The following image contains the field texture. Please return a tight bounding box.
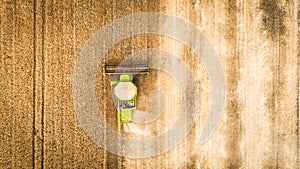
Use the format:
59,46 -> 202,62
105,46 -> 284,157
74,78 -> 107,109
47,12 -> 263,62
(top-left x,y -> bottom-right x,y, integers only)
0,0 -> 299,168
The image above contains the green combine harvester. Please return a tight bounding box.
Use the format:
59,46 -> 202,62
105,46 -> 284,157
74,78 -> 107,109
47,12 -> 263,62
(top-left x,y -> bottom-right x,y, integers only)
104,64 -> 150,131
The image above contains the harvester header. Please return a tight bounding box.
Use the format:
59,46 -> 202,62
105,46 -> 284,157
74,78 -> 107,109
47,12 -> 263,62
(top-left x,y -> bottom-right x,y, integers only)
104,64 -> 150,75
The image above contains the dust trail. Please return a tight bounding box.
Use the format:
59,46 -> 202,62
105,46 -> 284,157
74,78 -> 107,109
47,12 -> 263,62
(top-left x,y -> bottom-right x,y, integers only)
121,0 -> 186,168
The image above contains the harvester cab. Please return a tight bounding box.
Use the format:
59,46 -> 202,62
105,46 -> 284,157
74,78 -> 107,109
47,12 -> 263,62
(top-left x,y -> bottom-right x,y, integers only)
103,64 -> 150,131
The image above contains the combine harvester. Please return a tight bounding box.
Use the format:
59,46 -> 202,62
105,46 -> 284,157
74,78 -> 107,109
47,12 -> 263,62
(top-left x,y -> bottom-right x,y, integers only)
104,64 -> 150,131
